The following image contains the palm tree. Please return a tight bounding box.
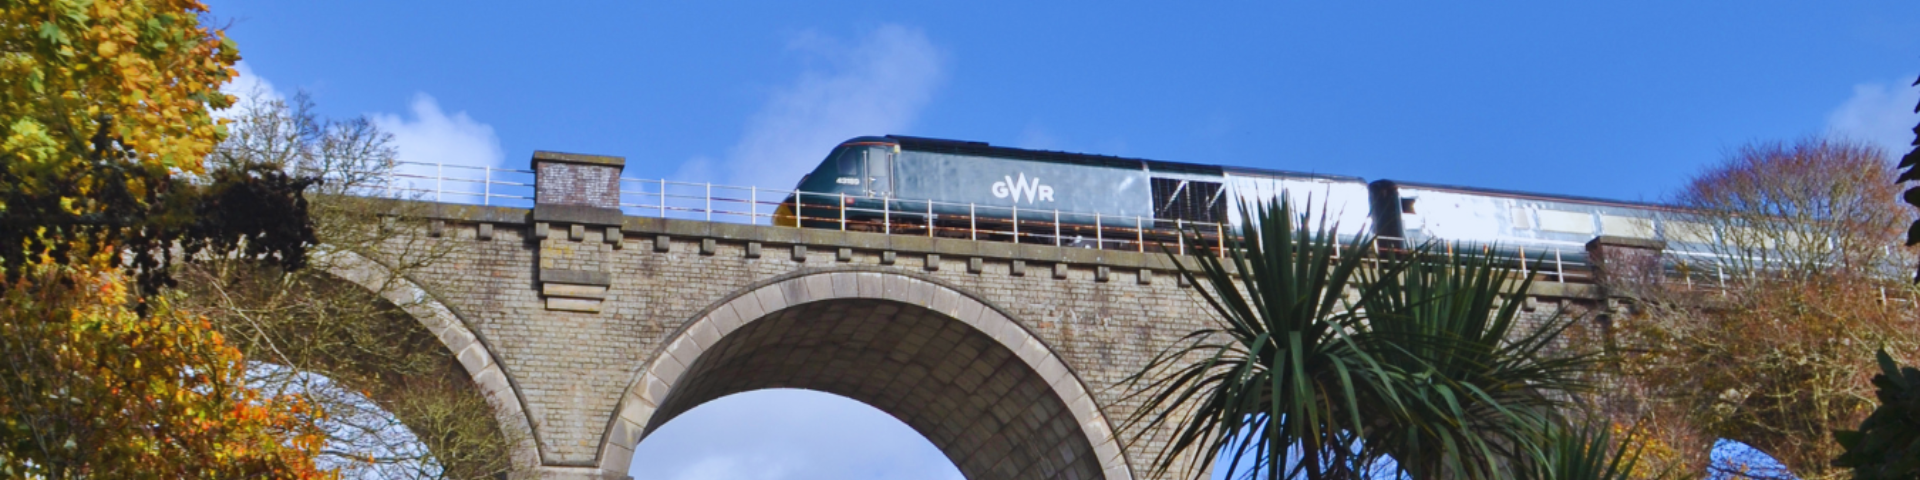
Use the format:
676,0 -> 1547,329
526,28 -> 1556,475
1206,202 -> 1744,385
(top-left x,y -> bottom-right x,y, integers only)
1125,198 -> 1595,480
1358,248 -> 1594,480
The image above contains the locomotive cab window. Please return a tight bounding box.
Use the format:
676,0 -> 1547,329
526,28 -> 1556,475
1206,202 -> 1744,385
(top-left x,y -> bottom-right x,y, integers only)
1151,178 -> 1226,224
834,148 -> 862,179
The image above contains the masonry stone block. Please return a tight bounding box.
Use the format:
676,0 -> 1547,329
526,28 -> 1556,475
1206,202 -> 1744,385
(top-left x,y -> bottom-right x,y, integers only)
699,238 -> 716,255
709,304 -> 745,335
733,291 -> 767,326
1096,265 -> 1111,283
569,224 -> 586,241
534,221 -> 551,239
665,335 -> 701,372
778,279 -> 810,308
651,351 -> 687,387
542,283 -> 608,299
641,374 -> 671,407
617,400 -> 655,427
1137,269 -> 1152,285
690,319 -> 723,351
830,272 -> 858,298
880,250 -> 897,265
1053,263 -> 1069,279
803,275 -> 833,304
855,272 -> 882,298
968,257 -> 984,273
456,343 -> 492,376
1011,260 -> 1027,276
478,222 -> 494,240
925,253 -> 941,271
930,289 -> 961,318
837,247 -> 853,262
545,297 -> 602,313
790,244 -> 807,262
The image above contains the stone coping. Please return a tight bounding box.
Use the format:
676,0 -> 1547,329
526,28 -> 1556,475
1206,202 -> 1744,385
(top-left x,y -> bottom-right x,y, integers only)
531,150 -> 626,168
399,199 -> 1599,299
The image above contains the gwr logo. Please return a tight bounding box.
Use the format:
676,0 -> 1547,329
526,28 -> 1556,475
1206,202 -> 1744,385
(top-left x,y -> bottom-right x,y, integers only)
991,173 -> 1055,204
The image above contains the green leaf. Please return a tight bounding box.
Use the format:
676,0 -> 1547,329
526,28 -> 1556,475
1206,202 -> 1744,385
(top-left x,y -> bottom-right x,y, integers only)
36,22 -> 65,46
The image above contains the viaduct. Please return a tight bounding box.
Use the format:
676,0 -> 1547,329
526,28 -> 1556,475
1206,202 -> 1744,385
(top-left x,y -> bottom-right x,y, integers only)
328,152 -> 1626,479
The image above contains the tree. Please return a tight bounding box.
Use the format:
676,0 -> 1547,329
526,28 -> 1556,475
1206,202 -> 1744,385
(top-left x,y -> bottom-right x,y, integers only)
0,0 -> 325,476
1602,137 -> 1920,480
0,265 -> 329,479
1671,138 -> 1912,277
1902,76 -> 1920,282
180,88 -> 517,479
1124,199 -> 1595,480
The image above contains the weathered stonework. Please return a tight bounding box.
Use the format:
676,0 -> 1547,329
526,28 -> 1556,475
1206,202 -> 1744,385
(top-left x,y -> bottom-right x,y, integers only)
339,193 -> 1606,480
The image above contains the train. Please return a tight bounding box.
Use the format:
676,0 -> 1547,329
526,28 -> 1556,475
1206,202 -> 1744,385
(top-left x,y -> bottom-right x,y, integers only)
772,135 -> 1721,272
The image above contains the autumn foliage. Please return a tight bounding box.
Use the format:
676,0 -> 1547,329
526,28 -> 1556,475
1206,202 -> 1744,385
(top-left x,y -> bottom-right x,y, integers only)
0,0 -> 327,476
0,265 -> 329,479
1598,137 -> 1920,480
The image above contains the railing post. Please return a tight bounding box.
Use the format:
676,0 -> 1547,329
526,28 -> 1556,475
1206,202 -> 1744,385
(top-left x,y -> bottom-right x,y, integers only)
1177,219 -> 1185,254
435,162 -> 443,202
705,182 -> 712,222
1216,223 -> 1224,257
1136,216 -> 1144,253
839,192 -> 847,231
970,203 -> 977,241
750,186 -> 757,225
1554,248 -> 1565,282
1054,209 -> 1061,247
883,197 -> 891,234
1095,212 -> 1102,251
659,179 -> 666,218
927,202 -> 934,238
483,165 -> 491,206
1012,205 -> 1019,244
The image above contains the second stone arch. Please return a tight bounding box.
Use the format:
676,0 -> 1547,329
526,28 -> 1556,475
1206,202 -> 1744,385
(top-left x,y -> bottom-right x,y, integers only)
601,270 -> 1133,480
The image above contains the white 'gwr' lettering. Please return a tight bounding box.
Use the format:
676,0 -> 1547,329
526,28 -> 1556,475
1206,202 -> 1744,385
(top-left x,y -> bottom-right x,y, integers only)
990,173 -> 1054,204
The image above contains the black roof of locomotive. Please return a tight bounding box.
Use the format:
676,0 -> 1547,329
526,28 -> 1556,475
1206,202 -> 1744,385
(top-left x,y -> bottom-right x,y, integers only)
871,135 -> 1365,183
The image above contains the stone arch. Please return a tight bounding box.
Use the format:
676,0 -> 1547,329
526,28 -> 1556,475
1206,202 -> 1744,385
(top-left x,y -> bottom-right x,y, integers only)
320,250 -> 541,471
602,269 -> 1132,480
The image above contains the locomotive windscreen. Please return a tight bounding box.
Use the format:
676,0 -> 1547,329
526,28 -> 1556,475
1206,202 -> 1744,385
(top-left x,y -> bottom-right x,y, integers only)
1151,178 -> 1226,225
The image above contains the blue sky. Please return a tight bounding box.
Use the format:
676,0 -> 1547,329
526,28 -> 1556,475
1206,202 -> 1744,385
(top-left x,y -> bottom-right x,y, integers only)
202,2 -> 1919,478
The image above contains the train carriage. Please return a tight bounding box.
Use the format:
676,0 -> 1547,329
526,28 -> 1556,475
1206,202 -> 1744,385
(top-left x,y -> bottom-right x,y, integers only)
774,135 -> 1375,250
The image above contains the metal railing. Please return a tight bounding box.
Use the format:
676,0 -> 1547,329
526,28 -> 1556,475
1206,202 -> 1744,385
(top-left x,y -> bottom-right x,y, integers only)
375,161 -> 1601,282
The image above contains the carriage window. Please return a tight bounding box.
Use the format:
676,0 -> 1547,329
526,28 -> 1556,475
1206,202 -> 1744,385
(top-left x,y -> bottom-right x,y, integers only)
1151,178 -> 1226,224
834,148 -> 861,178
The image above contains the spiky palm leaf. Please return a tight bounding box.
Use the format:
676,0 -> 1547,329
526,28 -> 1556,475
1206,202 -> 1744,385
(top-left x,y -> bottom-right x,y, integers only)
1124,198 -> 1406,480
1359,248 -> 1596,480
1522,423 -> 1656,480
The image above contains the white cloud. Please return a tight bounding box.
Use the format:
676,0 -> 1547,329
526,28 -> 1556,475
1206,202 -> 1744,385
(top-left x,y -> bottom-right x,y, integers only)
1826,78 -> 1919,157
217,61 -> 285,120
679,24 -> 946,190
369,94 -> 506,169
